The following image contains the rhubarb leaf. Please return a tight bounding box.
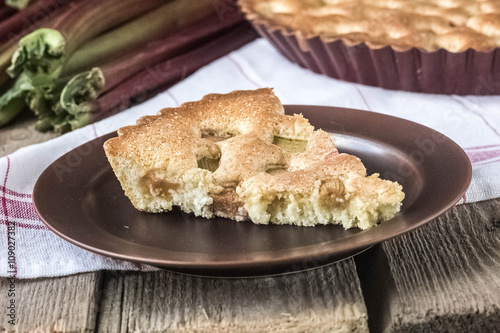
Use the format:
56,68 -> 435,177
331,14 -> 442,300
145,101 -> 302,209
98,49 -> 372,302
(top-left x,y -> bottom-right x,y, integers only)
26,69 -> 104,133
26,79 -> 66,118
59,68 -> 105,115
7,28 -> 65,85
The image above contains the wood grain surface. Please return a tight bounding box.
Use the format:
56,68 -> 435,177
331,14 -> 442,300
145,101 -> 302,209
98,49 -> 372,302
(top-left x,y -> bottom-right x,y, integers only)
0,272 -> 102,332
383,198 -> 500,332
97,262 -> 368,333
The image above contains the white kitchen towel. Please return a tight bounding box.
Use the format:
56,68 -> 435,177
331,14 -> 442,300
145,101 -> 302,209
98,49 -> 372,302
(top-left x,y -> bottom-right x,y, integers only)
2,38 -> 500,278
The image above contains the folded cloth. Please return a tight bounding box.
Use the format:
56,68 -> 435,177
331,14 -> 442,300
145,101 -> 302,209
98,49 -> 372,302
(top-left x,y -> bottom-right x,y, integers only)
1,39 -> 500,278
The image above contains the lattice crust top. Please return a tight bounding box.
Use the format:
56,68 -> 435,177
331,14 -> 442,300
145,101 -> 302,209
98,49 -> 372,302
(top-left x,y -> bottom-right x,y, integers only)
240,0 -> 500,52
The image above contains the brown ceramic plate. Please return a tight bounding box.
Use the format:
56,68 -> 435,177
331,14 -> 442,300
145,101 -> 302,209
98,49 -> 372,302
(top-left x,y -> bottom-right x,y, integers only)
33,105 -> 471,277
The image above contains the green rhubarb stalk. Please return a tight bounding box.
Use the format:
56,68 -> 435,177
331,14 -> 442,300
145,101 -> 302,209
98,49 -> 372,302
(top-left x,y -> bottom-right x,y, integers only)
0,74 -> 31,126
0,43 -> 18,88
0,0 -> 164,127
0,97 -> 25,126
59,22 -> 257,132
0,0 -> 76,88
0,29 -> 63,128
0,71 -> 69,128
8,0 -> 164,81
27,77 -> 67,117
25,6 -> 243,133
62,0 -> 215,76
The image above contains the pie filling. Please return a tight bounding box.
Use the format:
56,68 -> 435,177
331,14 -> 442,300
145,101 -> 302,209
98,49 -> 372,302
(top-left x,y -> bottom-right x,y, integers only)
210,187 -> 248,221
197,157 -> 220,172
139,170 -> 180,200
201,129 -> 234,142
272,136 -> 307,153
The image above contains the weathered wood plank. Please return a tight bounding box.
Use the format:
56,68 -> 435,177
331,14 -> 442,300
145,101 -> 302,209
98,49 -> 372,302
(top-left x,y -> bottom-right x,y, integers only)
97,260 -> 368,333
0,272 -> 102,332
363,199 -> 500,332
96,271 -> 125,333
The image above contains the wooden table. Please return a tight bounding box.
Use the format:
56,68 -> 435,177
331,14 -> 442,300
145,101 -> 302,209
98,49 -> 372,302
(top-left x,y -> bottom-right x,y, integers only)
1,114 -> 500,332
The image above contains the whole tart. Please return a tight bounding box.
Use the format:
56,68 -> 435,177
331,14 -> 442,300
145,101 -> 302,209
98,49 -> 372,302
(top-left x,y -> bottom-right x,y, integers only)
240,0 -> 500,95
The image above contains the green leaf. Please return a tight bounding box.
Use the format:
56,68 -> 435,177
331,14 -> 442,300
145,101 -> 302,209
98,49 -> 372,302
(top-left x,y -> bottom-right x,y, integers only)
25,69 -> 104,132
7,28 -> 65,86
25,77 -> 69,131
26,84 -> 60,117
59,68 -> 105,115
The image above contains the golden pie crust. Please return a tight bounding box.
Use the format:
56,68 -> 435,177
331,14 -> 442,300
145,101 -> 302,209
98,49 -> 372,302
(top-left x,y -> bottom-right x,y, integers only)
104,88 -> 404,230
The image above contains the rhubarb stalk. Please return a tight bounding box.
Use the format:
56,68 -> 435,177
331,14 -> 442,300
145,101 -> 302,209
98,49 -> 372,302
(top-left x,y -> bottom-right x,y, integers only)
7,0 -> 165,81
6,0 -> 32,10
0,0 -> 76,44
63,0 -> 216,75
0,0 -> 76,87
71,8 -> 244,96
29,7 -> 245,132
0,0 -> 164,127
0,74 -> 31,126
0,4 -> 15,21
52,22 -> 258,132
